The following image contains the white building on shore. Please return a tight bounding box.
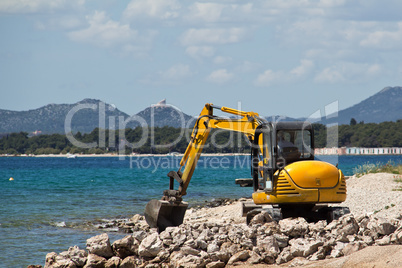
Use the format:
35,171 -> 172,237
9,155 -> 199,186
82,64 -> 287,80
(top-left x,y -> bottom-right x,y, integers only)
315,147 -> 402,155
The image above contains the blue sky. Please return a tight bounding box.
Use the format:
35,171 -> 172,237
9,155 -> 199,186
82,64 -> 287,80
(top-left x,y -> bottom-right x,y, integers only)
1,0 -> 402,118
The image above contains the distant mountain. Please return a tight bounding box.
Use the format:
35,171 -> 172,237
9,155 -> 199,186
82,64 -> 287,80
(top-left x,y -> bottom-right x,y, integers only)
0,98 -> 195,134
134,99 -> 195,128
0,87 -> 401,134
265,115 -> 302,122
321,86 -> 402,125
0,99 -> 130,134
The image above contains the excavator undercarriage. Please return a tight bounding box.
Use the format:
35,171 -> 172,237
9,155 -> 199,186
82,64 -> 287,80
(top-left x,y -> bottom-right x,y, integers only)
245,204 -> 351,225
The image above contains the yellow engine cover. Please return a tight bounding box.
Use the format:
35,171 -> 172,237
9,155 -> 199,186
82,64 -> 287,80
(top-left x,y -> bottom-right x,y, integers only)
252,160 -> 346,205
286,160 -> 339,188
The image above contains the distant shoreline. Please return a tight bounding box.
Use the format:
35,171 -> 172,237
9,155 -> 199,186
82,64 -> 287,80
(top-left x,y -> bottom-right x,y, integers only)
1,149 -> 402,158
0,153 -> 249,158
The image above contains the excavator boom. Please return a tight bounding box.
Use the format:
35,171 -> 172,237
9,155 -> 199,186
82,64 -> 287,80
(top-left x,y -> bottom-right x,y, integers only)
144,103 -> 264,231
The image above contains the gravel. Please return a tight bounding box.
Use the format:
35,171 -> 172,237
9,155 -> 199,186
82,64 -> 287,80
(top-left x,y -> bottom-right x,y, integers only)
340,173 -> 402,218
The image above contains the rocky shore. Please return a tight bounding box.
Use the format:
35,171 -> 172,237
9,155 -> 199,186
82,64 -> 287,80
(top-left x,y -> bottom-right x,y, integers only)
34,173 -> 402,267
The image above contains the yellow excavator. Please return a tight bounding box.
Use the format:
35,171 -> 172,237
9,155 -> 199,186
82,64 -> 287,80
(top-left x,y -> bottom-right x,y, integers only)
145,103 -> 348,231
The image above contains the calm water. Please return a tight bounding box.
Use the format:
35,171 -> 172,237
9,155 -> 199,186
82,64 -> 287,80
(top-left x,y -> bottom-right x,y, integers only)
0,155 -> 401,267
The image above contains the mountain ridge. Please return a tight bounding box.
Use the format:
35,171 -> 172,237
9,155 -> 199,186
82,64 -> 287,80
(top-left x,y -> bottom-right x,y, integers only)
0,99 -> 130,134
0,86 -> 401,134
322,86 -> 402,125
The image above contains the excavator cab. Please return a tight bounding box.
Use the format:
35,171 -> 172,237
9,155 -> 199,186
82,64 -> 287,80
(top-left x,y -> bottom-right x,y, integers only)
252,122 -> 315,192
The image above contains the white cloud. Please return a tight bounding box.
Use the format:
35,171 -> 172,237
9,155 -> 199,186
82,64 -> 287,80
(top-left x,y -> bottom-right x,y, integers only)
68,11 -> 138,48
206,69 -> 234,84
279,18 -> 331,47
123,1 -> 255,24
314,67 -> 344,83
290,60 -> 314,77
182,2 -> 256,24
0,0 -> 85,13
213,56 -> 232,65
367,64 -> 381,75
254,69 -> 283,87
314,62 -> 381,83
254,60 -> 313,87
160,64 -> 193,80
185,46 -> 215,59
236,61 -> 260,73
185,2 -> 254,22
123,0 -> 180,20
180,28 -> 247,46
186,2 -> 225,23
140,63 -> 193,85
360,22 -> 402,50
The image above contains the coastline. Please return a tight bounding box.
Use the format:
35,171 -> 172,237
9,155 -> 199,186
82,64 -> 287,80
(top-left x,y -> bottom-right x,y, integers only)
2,148 -> 402,158
2,152 -> 402,158
0,153 -> 249,158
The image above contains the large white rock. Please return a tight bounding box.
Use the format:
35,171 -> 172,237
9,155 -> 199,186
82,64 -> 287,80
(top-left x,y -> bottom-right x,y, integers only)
368,217 -> 397,237
138,232 -> 163,258
45,252 -> 77,268
105,256 -> 121,268
119,256 -> 138,268
112,235 -> 139,259
59,246 -> 87,267
289,238 -> 323,257
83,253 -> 107,268
86,233 -> 114,258
227,250 -> 250,265
257,236 -> 280,256
207,242 -> 220,253
279,217 -> 309,237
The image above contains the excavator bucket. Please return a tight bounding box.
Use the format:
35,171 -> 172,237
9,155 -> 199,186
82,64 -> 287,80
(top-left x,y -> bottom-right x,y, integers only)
144,199 -> 188,232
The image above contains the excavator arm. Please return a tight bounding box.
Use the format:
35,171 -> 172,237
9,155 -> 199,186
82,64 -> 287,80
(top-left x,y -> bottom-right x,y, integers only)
145,103 -> 264,231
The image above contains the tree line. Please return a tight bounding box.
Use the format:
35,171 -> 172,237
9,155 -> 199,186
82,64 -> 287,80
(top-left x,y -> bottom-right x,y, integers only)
0,120 -> 401,155
0,127 -> 252,155
314,119 -> 402,148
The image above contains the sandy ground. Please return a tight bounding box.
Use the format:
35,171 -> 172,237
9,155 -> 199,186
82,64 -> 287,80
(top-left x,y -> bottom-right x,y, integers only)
184,172 -> 402,267
228,245 -> 402,268
341,173 -> 402,219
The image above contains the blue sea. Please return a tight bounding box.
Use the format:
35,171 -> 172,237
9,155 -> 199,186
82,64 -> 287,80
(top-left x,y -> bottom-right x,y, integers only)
1,154 -> 401,267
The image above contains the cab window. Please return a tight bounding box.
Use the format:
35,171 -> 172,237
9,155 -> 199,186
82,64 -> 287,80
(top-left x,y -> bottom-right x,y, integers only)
253,126 -> 274,191
277,130 -> 312,163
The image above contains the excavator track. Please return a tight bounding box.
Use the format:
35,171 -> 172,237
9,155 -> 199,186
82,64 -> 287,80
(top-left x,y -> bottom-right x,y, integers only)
246,204 -> 351,224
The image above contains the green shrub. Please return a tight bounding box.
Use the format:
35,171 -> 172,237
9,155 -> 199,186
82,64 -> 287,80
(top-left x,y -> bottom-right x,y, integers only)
354,160 -> 401,177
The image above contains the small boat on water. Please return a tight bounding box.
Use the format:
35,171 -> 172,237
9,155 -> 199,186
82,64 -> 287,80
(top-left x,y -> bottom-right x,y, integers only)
67,153 -> 77,159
